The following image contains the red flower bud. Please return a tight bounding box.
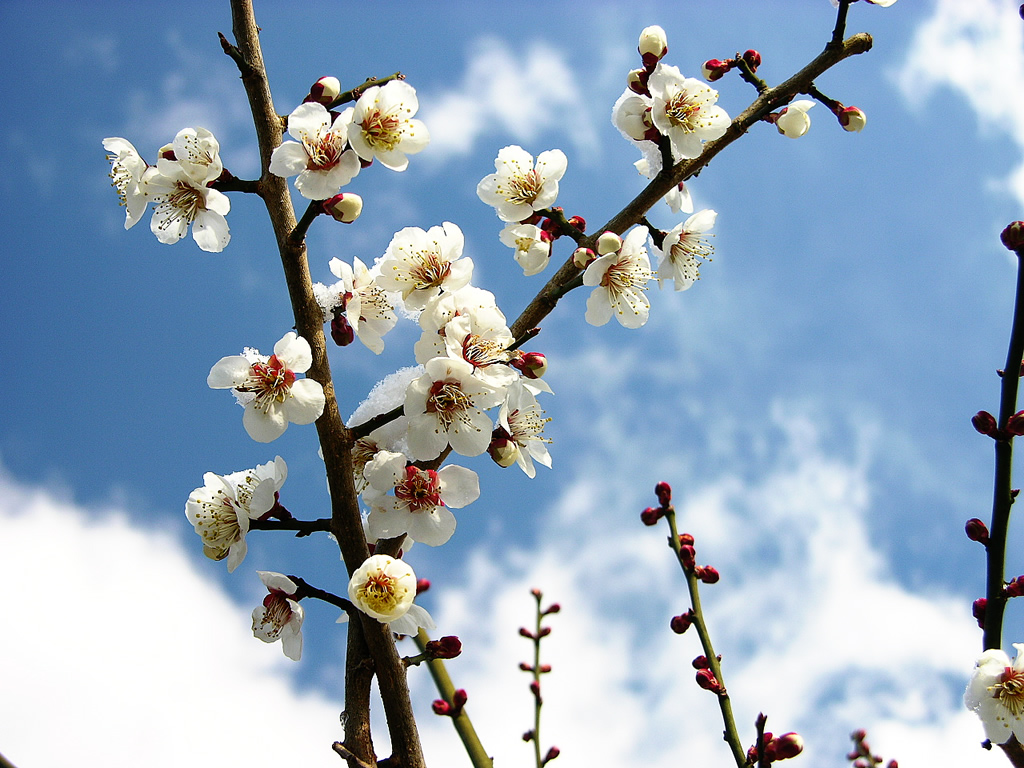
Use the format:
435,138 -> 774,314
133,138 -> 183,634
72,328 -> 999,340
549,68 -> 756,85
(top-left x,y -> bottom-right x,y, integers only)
655,481 -> 672,506
973,410 -> 998,436
432,699 -> 451,716
768,732 -> 804,761
522,730 -> 535,742
331,314 -> 355,346
670,611 -> 694,634
638,26 -> 668,69
511,351 -> 548,379
543,603 -> 561,615
839,105 -> 867,132
1003,221 -> 1024,252
640,506 -> 662,526
539,664 -> 552,673
679,544 -> 696,571
679,533 -> 695,547
1007,576 -> 1024,597
416,578 -> 431,594
542,746 -> 561,765
567,215 -> 586,232
519,627 -> 535,639
695,668 -> 722,693
452,689 -> 468,708
425,635 -> 462,660
742,49 -> 762,70
305,75 -> 341,106
488,428 -> 520,468
530,680 -> 541,697
965,518 -> 990,544
1008,410 -> 1024,436
692,655 -> 710,669
322,193 -> 363,223
701,59 -> 732,82
627,68 -> 650,95
697,566 -> 720,584
973,597 -> 988,628
538,626 -> 552,637
531,588 -> 543,598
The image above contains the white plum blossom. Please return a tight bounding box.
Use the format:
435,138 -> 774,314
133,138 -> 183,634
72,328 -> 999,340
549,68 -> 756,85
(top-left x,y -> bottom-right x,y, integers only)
583,226 -> 653,328
477,145 -> 568,223
162,126 -> 223,185
613,92 -> 654,143
414,286 -> 508,363
965,643 -> 1024,745
252,571 -> 303,661
145,161 -> 231,252
634,157 -> 694,214
314,257 -> 397,354
207,332 -> 326,442
185,456 -> 287,572
377,222 -> 474,310
362,451 -> 480,546
655,209 -> 717,291
270,101 -> 360,199
341,80 -> 429,171
405,357 -> 504,460
648,64 -> 730,160
441,313 -> 516,389
497,381 -> 552,479
344,554 -> 435,635
776,100 -> 815,139
103,137 -> 153,229
500,223 -> 551,276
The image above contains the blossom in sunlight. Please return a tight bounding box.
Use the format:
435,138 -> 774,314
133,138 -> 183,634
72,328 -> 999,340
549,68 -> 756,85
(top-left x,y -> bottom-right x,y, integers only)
612,92 -> 656,143
362,450 -> 480,546
648,64 -> 730,160
405,357 -> 505,460
207,332 -> 325,442
270,102 -> 360,200
345,554 -> 435,635
441,313 -> 517,388
497,381 -> 552,478
655,209 -> 717,291
319,257 -> 397,354
185,456 -> 287,572
103,137 -> 153,229
965,643 -> 1024,745
252,571 -> 303,661
583,226 -> 653,328
145,160 -> 230,252
161,126 -> 223,186
839,106 -> 867,132
341,79 -> 429,171
775,100 -> 815,139
414,286 -> 508,363
500,223 -> 552,276
377,222 -> 473,310
477,145 -> 568,223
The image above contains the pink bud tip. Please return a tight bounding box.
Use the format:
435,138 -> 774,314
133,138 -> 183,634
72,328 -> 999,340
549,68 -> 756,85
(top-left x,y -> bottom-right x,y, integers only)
539,664 -> 552,673
453,689 -> 468,708
965,518 -> 990,544
531,588 -> 543,598
1002,222 -> 1024,252
655,481 -> 672,506
432,700 -> 451,716
679,533 -> 695,547
697,566 -> 720,584
640,507 -> 662,526
426,636 -> 462,660
670,611 -> 694,634
695,668 -> 722,693
679,544 -> 696,571
567,215 -> 586,231
973,597 -> 987,628
972,411 -> 998,436
519,627 -> 535,639
543,746 -> 561,765
544,603 -> 561,614
519,662 -> 533,671
742,49 -> 762,70
769,733 -> 804,761
416,578 -> 431,594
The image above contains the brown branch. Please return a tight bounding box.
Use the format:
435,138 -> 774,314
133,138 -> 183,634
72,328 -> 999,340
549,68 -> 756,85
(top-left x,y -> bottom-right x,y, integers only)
249,516 -> 332,537
509,32 -> 872,339
224,4 -> 425,767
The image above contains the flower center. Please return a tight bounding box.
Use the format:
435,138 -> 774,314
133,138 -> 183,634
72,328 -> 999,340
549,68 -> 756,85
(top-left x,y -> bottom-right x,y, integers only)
665,92 -> 702,131
505,169 -> 542,205
601,255 -> 649,292
356,572 -> 400,614
394,466 -> 444,512
153,181 -> 205,231
670,232 -> 714,263
992,667 -> 1024,716
507,404 -> 552,445
257,591 -> 293,639
239,355 -> 297,413
461,334 -> 508,369
359,108 -> 402,151
408,249 -> 452,290
107,157 -> 135,206
425,379 -> 473,429
193,489 -> 240,557
302,130 -> 345,171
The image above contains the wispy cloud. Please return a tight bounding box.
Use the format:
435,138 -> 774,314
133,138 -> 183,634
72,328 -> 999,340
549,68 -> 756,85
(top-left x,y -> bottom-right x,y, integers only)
420,38 -> 600,160
897,0 -> 1024,207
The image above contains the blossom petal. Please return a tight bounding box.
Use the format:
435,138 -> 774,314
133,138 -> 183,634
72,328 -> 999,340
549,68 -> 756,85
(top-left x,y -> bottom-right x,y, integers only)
281,379 -> 326,425
207,356 -> 251,389
243,403 -> 288,443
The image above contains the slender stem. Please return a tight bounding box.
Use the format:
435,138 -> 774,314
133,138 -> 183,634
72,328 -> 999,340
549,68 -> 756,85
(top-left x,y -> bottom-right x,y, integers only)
830,0 -> 852,48
984,252 -> 1024,650
331,72 -> 405,109
414,629 -> 494,768
351,404 -> 405,439
665,509 -> 746,768
249,517 -> 332,536
530,592 -> 545,768
0,752 -> 18,768
225,4 -> 425,766
290,199 -> 323,246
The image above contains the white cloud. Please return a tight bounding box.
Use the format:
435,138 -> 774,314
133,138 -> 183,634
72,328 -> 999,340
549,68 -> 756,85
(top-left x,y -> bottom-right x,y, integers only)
420,38 -> 599,159
897,0 -> 1024,206
0,467 -> 345,768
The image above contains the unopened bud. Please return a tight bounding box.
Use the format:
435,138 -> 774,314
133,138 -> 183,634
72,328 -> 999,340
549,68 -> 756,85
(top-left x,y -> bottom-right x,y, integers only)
512,351 -> 548,379
323,193 -> 363,223
567,215 -> 586,232
539,663 -> 552,673
596,231 -> 623,255
695,668 -> 722,693
1007,576 -> 1024,598
670,611 -> 694,634
768,733 -> 804,761
573,247 -> 596,269
488,428 -> 521,468
432,699 -> 451,716
965,518 -> 990,544
538,626 -> 552,637
331,314 -> 355,346
973,597 -> 988,628
542,746 -> 561,765
522,730 -> 535,742
742,49 -> 762,71
692,655 -> 710,669
697,566 -> 720,584
640,506 -> 662,526
1002,221 -> 1024,252
839,105 -> 867,132
702,59 -> 732,82
655,481 -> 672,506
306,75 -> 341,105
519,627 -> 535,639
416,578 -> 431,594
157,142 -> 176,161
531,588 -> 543,598
679,544 -> 696,571
638,25 -> 668,68
627,68 -> 650,95
452,689 -> 468,708
519,662 -> 533,671
425,635 -> 462,659
543,603 -> 561,615
679,533 -> 695,547
530,680 -> 541,697
973,410 -> 998,436
1008,410 -> 1024,436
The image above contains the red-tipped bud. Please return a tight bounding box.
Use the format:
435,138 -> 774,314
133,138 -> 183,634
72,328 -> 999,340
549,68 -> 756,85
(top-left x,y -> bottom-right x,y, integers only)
416,578 -> 431,594
640,506 -> 662,526
432,699 -> 451,716
839,105 -> 867,132
638,25 -> 668,68
542,746 -> 561,765
627,68 -> 650,95
157,143 -> 176,161
670,611 -> 694,634
697,566 -> 720,584
538,626 -> 552,637
539,664 -> 552,673
425,635 -> 462,660
488,427 -> 521,468
519,662 -> 533,671
1008,410 -> 1024,436
695,668 -> 722,693
323,193 -> 363,223
655,481 -> 672,506
567,215 -> 586,232
701,59 -> 732,82
305,75 -> 341,105
543,603 -> 561,615
519,627 -> 535,639
531,588 -> 543,598
522,730 -> 535,742
973,597 -> 988,628
768,732 -> 804,761
887,761 -> 899,768
692,655 -> 710,669
679,544 -> 696,571
530,680 -> 541,697
973,410 -> 998,436
1008,577 -> 1024,597
596,231 -> 623,255
511,351 -> 548,379
452,689 -> 468,709
1002,222 -> 1024,252
331,314 -> 355,346
742,49 -> 762,71
965,518 -> 990,545
573,247 -> 596,269
679,533 -> 695,547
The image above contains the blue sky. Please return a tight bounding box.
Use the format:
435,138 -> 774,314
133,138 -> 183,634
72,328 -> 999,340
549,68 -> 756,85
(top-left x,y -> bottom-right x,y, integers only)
2,1 -> 1023,766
